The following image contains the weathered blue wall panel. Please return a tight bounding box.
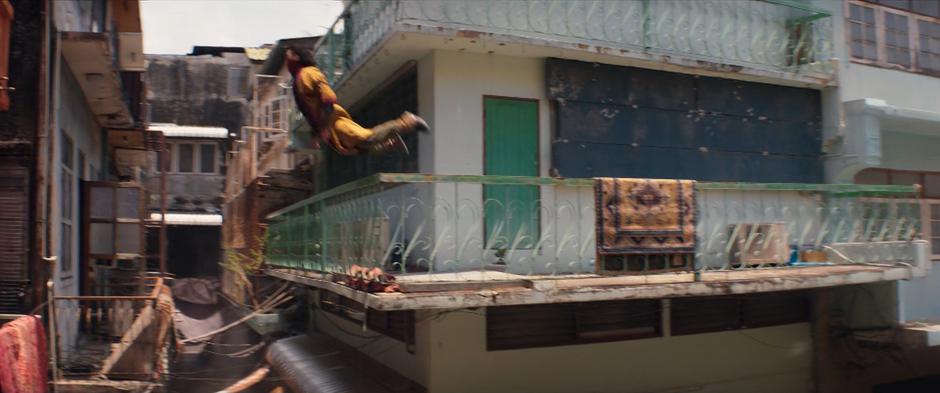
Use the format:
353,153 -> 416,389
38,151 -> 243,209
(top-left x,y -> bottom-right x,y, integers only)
548,58 -> 822,183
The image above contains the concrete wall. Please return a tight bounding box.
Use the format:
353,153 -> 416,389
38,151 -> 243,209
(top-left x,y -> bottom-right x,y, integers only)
880,131 -> 940,173
146,53 -> 251,137
814,0 -> 940,181
426,311 -> 812,393
143,138 -> 225,213
316,303 -> 813,393
146,53 -> 253,213
313,307 -> 432,388
53,60 -> 105,348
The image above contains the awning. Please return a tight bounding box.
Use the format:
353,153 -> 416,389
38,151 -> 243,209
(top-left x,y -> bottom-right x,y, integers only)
147,123 -> 229,139
266,334 -> 426,393
149,213 -> 222,226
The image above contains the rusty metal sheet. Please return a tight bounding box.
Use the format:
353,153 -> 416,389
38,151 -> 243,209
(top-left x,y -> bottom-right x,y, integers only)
547,58 -> 822,183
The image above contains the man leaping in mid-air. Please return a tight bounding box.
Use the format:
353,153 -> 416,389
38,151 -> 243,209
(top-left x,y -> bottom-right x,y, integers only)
285,46 -> 429,155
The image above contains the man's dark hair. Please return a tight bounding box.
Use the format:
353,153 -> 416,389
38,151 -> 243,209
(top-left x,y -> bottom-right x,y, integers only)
286,45 -> 317,67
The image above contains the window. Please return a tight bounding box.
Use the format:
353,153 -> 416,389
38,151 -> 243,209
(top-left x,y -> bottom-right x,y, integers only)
848,1 -> 940,75
920,19 -> 940,73
0,1 -> 12,111
199,143 -> 216,173
263,104 -> 271,128
486,300 -> 661,350
849,4 -> 878,60
671,292 -> 810,336
271,99 -> 283,130
867,0 -> 940,18
171,142 -> 218,174
177,143 -> 194,173
227,66 -> 249,98
86,184 -> 145,260
319,291 -> 415,344
885,12 -> 911,66
60,132 -> 74,274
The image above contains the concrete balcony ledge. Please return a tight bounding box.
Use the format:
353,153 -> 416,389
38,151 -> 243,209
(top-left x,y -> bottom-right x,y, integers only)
61,32 -> 135,128
317,0 -> 838,104
267,262 -> 922,311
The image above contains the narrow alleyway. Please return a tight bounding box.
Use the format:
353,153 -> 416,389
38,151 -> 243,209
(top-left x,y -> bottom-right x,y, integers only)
169,297 -> 280,393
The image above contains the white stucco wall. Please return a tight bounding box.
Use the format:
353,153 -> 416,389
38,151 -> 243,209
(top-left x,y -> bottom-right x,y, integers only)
814,0 -> 940,181
426,311 -> 812,393
423,50 -> 550,176
417,51 -> 597,274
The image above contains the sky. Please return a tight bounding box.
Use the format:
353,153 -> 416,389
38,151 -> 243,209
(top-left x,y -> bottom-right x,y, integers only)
141,0 -> 345,54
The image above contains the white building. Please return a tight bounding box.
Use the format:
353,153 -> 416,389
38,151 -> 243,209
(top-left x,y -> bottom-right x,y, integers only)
251,1 -> 940,392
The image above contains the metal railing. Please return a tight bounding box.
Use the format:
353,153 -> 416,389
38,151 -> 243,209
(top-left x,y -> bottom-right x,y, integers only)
315,0 -> 835,86
52,276 -> 172,382
265,173 -> 923,279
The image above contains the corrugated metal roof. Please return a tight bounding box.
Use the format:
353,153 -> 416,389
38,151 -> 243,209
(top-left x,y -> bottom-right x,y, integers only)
150,213 -> 223,226
148,123 -> 229,139
244,47 -> 271,61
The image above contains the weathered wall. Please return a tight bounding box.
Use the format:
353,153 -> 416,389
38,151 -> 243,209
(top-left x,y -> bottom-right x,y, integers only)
312,307 -> 432,388
0,0 -> 45,314
146,53 -> 251,213
425,311 -> 812,393
53,60 -> 106,349
146,53 -> 250,136
547,58 -> 822,182
813,0 -> 940,182
315,302 -> 813,393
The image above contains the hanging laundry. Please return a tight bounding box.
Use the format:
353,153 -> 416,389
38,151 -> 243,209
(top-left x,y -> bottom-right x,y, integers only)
0,316 -> 48,393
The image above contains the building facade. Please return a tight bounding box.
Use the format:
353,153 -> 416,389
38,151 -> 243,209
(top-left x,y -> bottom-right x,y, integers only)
144,47 -> 268,278
237,1 -> 940,392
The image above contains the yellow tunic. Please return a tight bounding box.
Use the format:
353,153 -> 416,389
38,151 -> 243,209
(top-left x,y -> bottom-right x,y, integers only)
295,66 -> 372,155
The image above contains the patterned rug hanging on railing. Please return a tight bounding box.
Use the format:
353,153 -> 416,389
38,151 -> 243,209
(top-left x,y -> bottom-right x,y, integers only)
595,178 -> 697,255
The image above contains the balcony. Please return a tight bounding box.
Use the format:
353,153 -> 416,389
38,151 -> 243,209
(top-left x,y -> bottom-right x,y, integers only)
52,276 -> 172,391
264,174 -> 930,309
316,0 -> 836,93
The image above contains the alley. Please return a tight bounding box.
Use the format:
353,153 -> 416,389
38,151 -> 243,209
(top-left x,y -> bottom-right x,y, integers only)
2,0 -> 940,392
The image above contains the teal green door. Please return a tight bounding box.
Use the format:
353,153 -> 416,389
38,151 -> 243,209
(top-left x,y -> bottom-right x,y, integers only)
484,97 -> 539,249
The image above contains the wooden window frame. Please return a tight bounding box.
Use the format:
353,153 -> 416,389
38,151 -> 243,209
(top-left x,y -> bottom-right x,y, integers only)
847,1 -> 940,76
170,141 -> 219,175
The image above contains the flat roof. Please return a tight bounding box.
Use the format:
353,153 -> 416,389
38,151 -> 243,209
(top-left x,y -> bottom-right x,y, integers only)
148,123 -> 229,139
150,212 -> 222,226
